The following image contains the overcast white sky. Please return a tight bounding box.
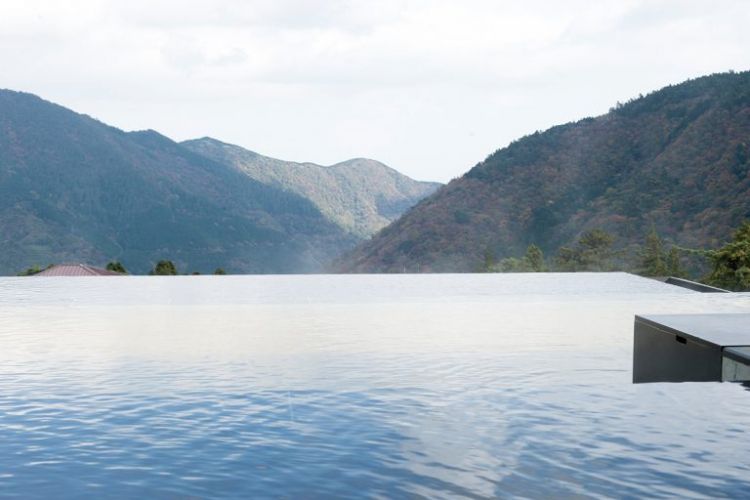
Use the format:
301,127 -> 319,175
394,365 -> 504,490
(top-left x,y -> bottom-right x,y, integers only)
1,0 -> 748,182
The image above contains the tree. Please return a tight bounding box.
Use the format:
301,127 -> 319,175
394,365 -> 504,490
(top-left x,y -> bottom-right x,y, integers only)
666,247 -> 686,278
213,268 -> 226,275
497,256 -> 525,272
555,229 -> 616,271
150,260 -> 178,276
17,265 -> 43,276
578,229 -> 615,270
106,261 -> 128,274
478,249 -> 497,272
555,246 -> 579,271
496,244 -> 546,272
524,244 -> 545,272
706,221 -> 750,290
640,227 -> 667,276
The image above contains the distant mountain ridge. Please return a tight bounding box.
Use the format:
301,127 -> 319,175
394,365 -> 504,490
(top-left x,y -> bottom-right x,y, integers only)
182,138 -> 440,238
337,71 -> 750,272
0,89 -> 436,274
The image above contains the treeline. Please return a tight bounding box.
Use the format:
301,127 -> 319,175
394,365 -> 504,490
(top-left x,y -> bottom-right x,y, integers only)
480,221 -> 750,291
18,260 -> 228,276
338,71 -> 750,274
144,260 -> 225,276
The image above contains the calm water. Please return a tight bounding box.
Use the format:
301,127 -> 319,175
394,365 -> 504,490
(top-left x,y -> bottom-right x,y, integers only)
1,273 -> 749,498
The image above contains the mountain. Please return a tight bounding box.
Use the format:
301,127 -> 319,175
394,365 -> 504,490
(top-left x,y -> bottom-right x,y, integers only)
0,89 -> 359,274
337,71 -> 750,273
181,138 -> 440,238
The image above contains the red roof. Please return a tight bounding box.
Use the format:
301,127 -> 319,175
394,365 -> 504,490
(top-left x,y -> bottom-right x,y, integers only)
34,264 -> 123,276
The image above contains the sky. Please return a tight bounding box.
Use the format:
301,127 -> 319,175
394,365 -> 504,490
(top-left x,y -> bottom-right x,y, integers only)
1,0 -> 748,182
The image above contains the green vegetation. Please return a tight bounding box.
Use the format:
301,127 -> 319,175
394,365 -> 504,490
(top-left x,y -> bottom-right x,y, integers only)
640,227 -> 666,276
0,89 -> 369,275
4,72 -> 750,276
17,265 -> 45,276
705,222 -> 750,291
473,219 -> 749,292
150,260 -> 178,276
478,250 -> 497,272
556,230 -> 616,272
181,138 -> 440,239
493,244 -> 546,272
638,228 -> 686,277
472,223 -> 710,282
17,260 -> 230,276
666,248 -> 687,278
337,71 -> 750,274
106,261 -> 128,274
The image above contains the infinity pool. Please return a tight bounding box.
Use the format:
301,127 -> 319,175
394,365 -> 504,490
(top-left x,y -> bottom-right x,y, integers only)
0,273 -> 748,498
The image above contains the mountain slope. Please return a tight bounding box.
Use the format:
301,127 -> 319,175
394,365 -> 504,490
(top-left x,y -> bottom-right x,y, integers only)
0,90 -> 356,274
337,71 -> 750,272
181,138 -> 441,238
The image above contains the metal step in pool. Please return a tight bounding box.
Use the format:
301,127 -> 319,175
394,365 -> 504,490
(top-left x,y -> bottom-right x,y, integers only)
633,314 -> 750,383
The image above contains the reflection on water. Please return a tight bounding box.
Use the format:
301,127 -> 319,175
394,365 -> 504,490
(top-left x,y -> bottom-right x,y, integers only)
0,273 -> 749,498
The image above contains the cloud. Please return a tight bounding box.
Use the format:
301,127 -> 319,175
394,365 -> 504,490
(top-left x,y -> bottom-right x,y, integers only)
0,0 -> 748,182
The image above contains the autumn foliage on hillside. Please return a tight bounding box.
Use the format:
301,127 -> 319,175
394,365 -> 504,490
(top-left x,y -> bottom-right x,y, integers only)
337,71 -> 750,273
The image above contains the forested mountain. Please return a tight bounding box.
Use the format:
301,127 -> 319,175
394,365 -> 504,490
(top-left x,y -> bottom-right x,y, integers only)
182,138 -> 440,238
337,71 -> 750,273
0,90 -> 360,274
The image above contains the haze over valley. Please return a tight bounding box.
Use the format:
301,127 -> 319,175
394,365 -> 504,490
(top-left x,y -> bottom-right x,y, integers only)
0,89 -> 438,274
4,70 -> 750,277
337,71 -> 750,275
4,3 -> 750,498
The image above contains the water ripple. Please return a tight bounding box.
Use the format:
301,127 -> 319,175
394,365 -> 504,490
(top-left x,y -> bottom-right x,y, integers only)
0,274 -> 749,498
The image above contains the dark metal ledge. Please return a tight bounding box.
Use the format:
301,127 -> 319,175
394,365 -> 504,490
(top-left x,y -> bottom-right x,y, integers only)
633,314 -> 750,383
663,276 -> 729,293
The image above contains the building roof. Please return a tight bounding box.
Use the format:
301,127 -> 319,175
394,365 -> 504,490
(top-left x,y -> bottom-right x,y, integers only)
34,264 -> 123,277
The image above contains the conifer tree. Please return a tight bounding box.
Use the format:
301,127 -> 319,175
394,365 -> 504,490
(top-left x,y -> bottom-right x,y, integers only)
706,221 -> 750,290
150,260 -> 178,276
106,261 -> 128,274
524,244 -> 545,272
556,229 -> 615,271
666,248 -> 686,278
640,227 -> 667,276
